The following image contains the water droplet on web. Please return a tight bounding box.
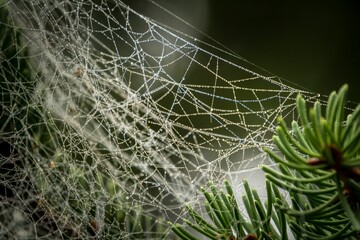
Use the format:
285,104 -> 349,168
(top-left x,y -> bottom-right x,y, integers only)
7,2 -> 328,237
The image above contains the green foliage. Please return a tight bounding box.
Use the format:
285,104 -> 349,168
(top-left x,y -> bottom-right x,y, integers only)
264,84 -> 360,239
173,85 -> 360,239
171,180 -> 287,240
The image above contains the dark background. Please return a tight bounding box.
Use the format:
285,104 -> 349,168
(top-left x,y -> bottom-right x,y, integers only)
129,0 -> 360,102
208,1 -> 360,102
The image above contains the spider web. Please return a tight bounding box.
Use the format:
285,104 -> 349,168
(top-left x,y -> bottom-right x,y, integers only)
1,0 -> 325,238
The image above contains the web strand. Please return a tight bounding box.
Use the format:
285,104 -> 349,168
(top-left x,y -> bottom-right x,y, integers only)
1,0 -> 325,238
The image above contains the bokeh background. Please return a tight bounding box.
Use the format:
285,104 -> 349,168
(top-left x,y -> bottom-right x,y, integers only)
127,0 -> 360,102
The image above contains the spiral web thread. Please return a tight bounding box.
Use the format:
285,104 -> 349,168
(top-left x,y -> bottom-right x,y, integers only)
0,0 -> 325,238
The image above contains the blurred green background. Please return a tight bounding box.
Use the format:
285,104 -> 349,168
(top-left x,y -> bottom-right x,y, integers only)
129,0 -> 360,102
208,1 -> 360,102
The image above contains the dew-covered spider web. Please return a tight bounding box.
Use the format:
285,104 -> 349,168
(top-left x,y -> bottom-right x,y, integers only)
0,0 -> 333,239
